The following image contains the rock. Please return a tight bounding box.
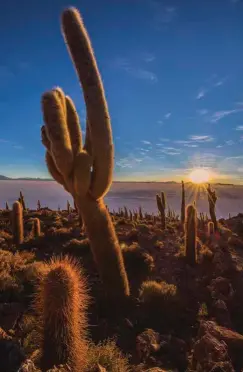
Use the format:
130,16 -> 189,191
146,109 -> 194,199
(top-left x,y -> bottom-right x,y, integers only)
209,361 -> 234,372
192,333 -> 229,371
0,326 -> 25,372
212,248 -> 236,276
212,300 -> 232,328
208,277 -> 234,302
136,329 -> 161,362
198,321 -> 243,368
228,235 -> 243,249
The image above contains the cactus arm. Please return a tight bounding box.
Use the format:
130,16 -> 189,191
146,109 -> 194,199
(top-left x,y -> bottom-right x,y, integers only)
65,95 -> 83,156
45,152 -> 69,192
42,90 -> 73,179
61,8 -> 113,199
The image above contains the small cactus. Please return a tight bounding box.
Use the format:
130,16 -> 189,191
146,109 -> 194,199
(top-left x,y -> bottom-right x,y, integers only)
36,257 -> 88,371
181,180 -> 185,225
19,191 -> 26,211
156,192 -> 166,229
5,202 -> 9,210
207,184 -> 218,231
185,204 -> 197,265
139,206 -> 143,220
32,218 -> 41,237
41,7 -> 129,301
37,200 -> 41,210
207,221 -> 214,236
67,200 -> 71,214
12,201 -> 24,246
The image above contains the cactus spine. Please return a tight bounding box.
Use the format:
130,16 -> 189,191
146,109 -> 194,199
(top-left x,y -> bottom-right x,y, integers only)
156,192 -> 166,229
41,8 -> 129,302
185,204 -> 197,265
12,201 -> 24,245
207,184 -> 218,231
181,180 -> 185,225
36,257 -> 88,371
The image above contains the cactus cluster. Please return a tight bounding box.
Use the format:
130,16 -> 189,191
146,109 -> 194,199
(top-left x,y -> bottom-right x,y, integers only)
41,8 -> 129,301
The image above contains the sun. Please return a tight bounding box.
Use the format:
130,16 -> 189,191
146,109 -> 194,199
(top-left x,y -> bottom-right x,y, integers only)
189,168 -> 211,184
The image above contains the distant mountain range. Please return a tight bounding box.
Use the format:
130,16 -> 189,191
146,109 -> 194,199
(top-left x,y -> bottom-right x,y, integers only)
0,175 -> 52,181
0,175 -> 236,186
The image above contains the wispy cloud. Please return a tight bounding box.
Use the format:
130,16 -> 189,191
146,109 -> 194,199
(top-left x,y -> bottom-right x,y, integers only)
157,120 -> 163,125
141,140 -> 152,145
112,57 -> 158,83
150,2 -> 177,29
141,52 -> 155,63
189,135 -> 214,143
196,89 -> 206,100
164,112 -> 171,119
236,125 -> 243,131
225,140 -> 235,146
210,109 -> 243,123
197,109 -> 209,116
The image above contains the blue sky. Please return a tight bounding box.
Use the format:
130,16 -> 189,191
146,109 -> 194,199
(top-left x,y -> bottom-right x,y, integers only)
0,0 -> 243,183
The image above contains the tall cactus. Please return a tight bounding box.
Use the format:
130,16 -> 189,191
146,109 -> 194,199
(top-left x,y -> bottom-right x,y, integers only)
185,204 -> 197,266
12,201 -> 24,246
41,8 -> 129,302
207,184 -> 218,231
36,257 -> 88,371
181,180 -> 185,225
156,191 -> 166,229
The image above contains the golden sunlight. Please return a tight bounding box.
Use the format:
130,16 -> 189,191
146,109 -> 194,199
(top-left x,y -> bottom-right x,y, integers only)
189,168 -> 211,184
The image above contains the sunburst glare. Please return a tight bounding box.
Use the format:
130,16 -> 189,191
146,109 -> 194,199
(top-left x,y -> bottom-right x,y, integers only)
189,168 -> 211,184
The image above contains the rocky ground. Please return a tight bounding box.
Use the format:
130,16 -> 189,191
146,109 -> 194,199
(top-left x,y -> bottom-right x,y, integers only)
1,207 -> 243,371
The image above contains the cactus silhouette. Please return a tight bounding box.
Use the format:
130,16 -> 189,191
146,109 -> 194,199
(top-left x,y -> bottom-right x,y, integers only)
5,202 -> 9,211
156,192 -> 166,229
185,204 -> 197,265
12,201 -> 24,246
181,181 -> 185,225
19,191 -> 26,211
36,257 -> 88,371
41,7 -> 129,301
207,184 -> 218,231
37,200 -> 41,210
33,218 -> 41,237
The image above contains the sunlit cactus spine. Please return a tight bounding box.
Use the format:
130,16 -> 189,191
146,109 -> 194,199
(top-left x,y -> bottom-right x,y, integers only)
185,204 -> 197,266
41,7 -> 130,302
156,191 -> 166,229
207,221 -> 214,236
32,218 -> 41,237
207,184 -> 218,231
37,200 -> 41,210
36,257 -> 88,371
181,180 -> 185,225
12,201 -> 24,246
19,191 -> 26,211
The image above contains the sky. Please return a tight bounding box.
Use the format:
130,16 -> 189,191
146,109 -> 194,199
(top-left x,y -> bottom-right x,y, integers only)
0,0 -> 243,183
